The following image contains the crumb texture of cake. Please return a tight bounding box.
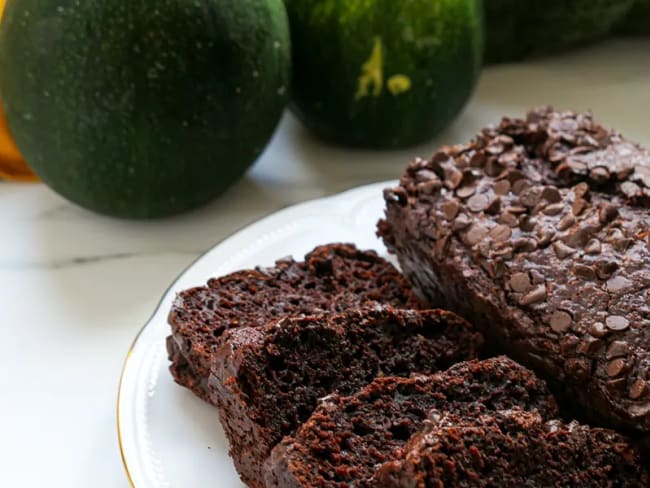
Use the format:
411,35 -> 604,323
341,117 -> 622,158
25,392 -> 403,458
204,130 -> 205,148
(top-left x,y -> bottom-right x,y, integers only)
210,306 -> 483,488
264,357 -> 559,488
379,107 -> 650,433
372,405 -> 650,488
166,243 -> 423,402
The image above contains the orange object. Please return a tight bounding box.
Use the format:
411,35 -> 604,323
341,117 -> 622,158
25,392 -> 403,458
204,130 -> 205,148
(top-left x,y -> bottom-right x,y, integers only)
0,0 -> 37,182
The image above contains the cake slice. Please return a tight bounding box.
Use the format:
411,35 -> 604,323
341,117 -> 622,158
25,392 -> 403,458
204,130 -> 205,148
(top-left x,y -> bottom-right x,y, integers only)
379,107 -> 650,433
167,243 -> 424,402
373,406 -> 649,487
210,306 -> 483,488
264,356 -> 559,488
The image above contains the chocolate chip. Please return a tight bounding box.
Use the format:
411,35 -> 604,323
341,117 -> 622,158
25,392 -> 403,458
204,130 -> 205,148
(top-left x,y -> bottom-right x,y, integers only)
595,260 -> 619,280
598,204 -> 619,224
557,214 -> 576,231
607,358 -> 627,377
621,181 -> 641,199
550,310 -> 572,332
630,379 -> 648,400
573,264 -> 597,281
468,193 -> 489,213
493,180 -> 511,196
453,214 -> 471,231
541,186 -> 562,203
573,182 -> 590,199
577,335 -> 602,355
506,206 -> 528,215
469,151 -> 486,168
415,169 -> 439,182
566,224 -> 600,248
606,341 -> 628,360
490,224 -> 512,243
606,276 -> 633,293
588,322 -> 609,339
513,238 -> 538,252
529,269 -> 545,284
485,197 -> 502,215
519,188 -> 541,207
466,224 -> 489,246
536,228 -> 556,247
506,169 -> 527,183
606,315 -> 629,331
572,198 -> 588,216
444,168 -> 463,190
590,166 -> 611,183
485,158 -> 504,177
520,284 -> 546,305
542,203 -> 565,216
513,179 -> 533,196
456,184 -> 476,199
443,200 -> 460,221
510,272 -> 532,293
584,239 -> 601,255
553,241 -> 575,259
499,212 -> 519,228
432,150 -> 450,163
519,216 -> 537,232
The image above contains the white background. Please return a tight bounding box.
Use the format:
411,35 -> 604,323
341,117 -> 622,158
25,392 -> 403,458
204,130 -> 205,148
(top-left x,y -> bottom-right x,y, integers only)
1,39 -> 649,487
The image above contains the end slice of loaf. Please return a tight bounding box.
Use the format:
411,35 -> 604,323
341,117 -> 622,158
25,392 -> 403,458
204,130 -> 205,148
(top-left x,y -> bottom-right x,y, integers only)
264,356 -> 559,488
373,405 -> 649,487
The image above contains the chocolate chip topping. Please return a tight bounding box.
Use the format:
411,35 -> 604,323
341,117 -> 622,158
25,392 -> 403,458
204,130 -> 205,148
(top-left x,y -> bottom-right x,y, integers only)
490,224 -> 512,243
468,194 -> 490,213
443,200 -> 460,221
382,106 -> 650,434
607,358 -> 627,378
510,272 -> 531,293
493,180 -> 511,196
606,316 -> 630,332
630,379 -> 648,400
550,311 -> 572,333
520,285 -> 547,306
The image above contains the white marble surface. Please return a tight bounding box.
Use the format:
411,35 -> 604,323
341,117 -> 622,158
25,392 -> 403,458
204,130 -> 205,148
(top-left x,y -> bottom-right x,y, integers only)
1,39 -> 649,487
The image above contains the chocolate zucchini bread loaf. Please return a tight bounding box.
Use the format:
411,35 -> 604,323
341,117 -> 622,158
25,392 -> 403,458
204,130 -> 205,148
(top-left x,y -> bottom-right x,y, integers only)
167,243 -> 423,402
373,406 -> 650,487
210,307 -> 482,488
264,357 -> 559,487
379,107 -> 650,433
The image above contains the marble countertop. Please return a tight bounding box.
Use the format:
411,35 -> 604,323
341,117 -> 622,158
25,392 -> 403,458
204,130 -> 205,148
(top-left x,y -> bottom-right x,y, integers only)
2,39 -> 649,487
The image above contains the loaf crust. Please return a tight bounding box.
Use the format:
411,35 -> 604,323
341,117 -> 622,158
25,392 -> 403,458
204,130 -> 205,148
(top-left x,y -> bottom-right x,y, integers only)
379,107 -> 650,432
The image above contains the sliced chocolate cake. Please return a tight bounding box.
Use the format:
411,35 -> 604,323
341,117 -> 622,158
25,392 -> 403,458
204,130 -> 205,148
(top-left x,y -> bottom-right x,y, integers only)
373,406 -> 649,487
167,243 -> 424,402
264,357 -> 559,488
210,307 -> 482,487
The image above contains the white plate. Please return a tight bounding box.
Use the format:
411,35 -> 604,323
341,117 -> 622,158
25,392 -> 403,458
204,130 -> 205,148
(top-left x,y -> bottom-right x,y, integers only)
117,181 -> 396,487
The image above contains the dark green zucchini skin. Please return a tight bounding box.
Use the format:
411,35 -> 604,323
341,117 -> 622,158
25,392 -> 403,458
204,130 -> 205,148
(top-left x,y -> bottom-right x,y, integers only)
617,0 -> 650,35
485,0 -> 635,63
0,0 -> 290,218
284,0 -> 484,149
